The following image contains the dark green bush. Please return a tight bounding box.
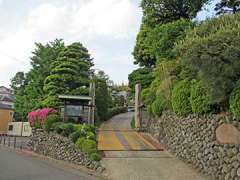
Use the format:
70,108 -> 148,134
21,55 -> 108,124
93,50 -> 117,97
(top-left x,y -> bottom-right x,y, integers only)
44,114 -> 60,132
52,122 -> 75,137
190,80 -> 210,114
52,122 -> 64,134
172,80 -> 192,116
90,153 -> 101,161
82,139 -> 97,155
151,95 -> 167,117
176,13 -> 240,110
69,130 -> 82,143
230,80 -> 240,119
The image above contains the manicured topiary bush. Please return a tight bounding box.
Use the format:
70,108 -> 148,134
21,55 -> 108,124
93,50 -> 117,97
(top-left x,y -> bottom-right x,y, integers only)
44,114 -> 60,132
190,80 -> 210,114
171,80 -> 191,116
230,80 -> 240,119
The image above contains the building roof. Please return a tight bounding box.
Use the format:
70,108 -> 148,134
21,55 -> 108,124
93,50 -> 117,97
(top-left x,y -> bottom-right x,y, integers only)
58,95 -> 92,101
0,103 -> 13,110
0,94 -> 15,102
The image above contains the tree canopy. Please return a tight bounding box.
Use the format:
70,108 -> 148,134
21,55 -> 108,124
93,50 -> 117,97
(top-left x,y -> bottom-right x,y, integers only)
141,0 -> 210,27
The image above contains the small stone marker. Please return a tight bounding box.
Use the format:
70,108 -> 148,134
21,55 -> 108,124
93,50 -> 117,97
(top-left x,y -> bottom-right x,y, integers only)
216,123 -> 240,144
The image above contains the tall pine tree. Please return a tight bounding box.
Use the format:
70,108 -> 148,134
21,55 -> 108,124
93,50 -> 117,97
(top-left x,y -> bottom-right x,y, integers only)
43,42 -> 93,107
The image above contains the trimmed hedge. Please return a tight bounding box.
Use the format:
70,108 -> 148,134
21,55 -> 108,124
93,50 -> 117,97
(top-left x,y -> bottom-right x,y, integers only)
172,80 -> 192,116
190,80 -> 210,114
230,80 -> 240,119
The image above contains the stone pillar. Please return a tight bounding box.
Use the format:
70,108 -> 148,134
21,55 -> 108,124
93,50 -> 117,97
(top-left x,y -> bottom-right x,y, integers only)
135,84 -> 142,131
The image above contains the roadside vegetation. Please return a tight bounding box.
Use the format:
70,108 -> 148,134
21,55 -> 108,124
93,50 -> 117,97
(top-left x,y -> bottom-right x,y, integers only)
129,0 -> 240,119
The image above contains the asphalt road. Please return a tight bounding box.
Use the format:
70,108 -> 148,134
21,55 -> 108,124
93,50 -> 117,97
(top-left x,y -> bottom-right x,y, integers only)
0,146 -> 102,180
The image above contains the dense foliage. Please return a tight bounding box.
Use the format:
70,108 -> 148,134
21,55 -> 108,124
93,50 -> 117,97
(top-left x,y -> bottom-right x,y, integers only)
132,8 -> 240,119
12,40 -> 65,121
128,67 -> 154,92
95,71 -> 112,121
178,14 -> 240,110
141,0 -> 210,27
190,80 -> 210,114
229,80 -> 240,118
171,80 -> 192,116
43,42 -> 93,107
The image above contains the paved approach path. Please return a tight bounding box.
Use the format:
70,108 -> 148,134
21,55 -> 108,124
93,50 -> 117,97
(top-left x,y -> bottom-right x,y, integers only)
0,146 -> 102,180
99,112 -> 208,180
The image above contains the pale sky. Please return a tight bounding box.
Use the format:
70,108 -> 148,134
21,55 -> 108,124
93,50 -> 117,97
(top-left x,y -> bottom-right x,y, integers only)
0,0 -> 219,87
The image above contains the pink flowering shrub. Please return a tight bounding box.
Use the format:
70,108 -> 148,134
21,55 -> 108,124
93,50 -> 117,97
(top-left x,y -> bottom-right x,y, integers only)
28,108 -> 57,128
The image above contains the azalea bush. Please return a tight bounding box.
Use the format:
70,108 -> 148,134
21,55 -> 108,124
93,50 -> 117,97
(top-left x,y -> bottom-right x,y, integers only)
28,108 -> 57,128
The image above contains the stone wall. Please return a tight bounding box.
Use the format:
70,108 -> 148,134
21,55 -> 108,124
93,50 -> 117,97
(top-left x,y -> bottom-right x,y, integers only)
147,111 -> 240,180
28,129 -> 104,173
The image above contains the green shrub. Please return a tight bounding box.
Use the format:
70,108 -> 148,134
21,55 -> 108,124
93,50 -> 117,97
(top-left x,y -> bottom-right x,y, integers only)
52,122 -> 64,134
69,130 -> 82,143
172,80 -> 192,116
90,153 -> 101,161
190,80 -> 210,114
230,81 -> 240,119
86,131 -> 96,140
75,137 -> 85,151
52,122 -> 75,137
131,117 -> 135,129
82,139 -> 97,155
176,13 -> 240,110
44,114 -> 60,132
151,95 -> 167,117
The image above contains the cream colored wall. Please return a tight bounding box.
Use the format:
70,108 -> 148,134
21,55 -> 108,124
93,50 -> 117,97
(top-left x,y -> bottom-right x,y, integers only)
0,108 -> 13,133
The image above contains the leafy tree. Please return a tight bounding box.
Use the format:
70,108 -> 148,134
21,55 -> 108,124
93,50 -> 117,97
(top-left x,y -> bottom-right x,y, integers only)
10,72 -> 25,95
141,0 -> 210,27
133,24 -> 156,67
178,14 -> 240,109
12,40 -> 65,121
215,0 -> 240,15
44,42 -> 93,107
95,71 -> 112,121
146,19 -> 194,62
128,67 -> 154,93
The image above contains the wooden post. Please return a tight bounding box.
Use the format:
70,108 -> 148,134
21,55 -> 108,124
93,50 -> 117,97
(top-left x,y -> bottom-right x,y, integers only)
135,84 -> 142,131
91,81 -> 96,125
88,79 -> 93,125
